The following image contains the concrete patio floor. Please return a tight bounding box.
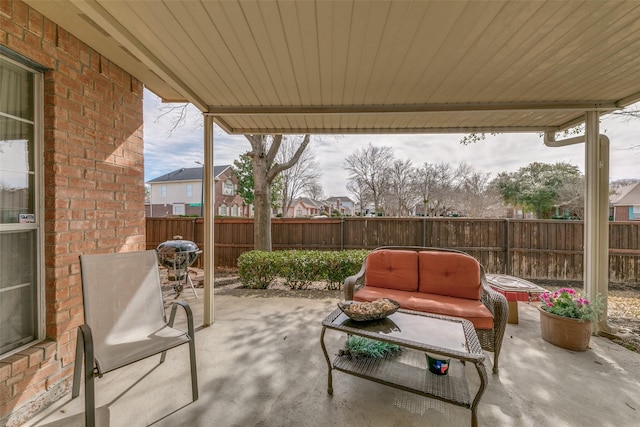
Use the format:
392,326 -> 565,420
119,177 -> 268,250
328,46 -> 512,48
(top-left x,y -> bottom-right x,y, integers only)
25,282 -> 640,427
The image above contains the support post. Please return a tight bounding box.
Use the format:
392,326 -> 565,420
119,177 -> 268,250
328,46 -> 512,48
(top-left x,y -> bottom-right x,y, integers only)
584,112 -> 611,334
203,115 -> 215,326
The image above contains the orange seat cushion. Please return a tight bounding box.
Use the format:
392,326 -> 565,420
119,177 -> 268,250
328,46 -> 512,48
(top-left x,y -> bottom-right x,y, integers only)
364,250 -> 418,292
418,251 -> 481,300
354,286 -> 494,330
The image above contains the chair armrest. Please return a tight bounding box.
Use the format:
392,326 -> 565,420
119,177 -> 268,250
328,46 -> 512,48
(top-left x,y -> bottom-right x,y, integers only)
343,261 -> 367,300
169,301 -> 196,339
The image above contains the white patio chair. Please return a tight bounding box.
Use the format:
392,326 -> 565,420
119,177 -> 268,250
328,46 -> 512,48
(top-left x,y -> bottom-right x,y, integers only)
72,250 -> 198,427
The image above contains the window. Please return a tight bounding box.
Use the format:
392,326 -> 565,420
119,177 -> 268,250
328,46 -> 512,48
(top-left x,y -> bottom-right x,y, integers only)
231,205 -> 238,217
0,55 -> 43,356
186,184 -> 192,198
633,206 -> 640,220
222,179 -> 234,195
218,204 -> 227,216
172,203 -> 185,215
161,185 -> 167,198
296,208 -> 302,217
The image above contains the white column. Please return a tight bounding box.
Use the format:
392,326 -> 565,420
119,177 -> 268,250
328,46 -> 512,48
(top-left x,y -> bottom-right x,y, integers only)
583,111 -> 611,333
203,115 -> 215,326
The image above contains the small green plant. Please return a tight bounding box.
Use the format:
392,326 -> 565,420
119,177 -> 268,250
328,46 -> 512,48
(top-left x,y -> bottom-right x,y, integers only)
341,336 -> 400,359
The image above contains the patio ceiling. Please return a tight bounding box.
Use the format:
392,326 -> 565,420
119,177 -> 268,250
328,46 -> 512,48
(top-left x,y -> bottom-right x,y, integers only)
25,0 -> 640,135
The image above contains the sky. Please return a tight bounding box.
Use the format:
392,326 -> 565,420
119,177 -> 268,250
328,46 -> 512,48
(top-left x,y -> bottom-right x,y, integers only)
143,89 -> 640,197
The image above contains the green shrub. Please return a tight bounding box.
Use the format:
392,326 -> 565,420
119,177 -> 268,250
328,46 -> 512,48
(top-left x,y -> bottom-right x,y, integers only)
237,249 -> 368,290
237,250 -> 280,289
321,250 -> 369,290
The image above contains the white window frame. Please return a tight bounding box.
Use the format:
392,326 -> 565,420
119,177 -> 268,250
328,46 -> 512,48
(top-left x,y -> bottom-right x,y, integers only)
633,205 -> 640,220
172,203 -> 185,215
161,185 -> 167,198
0,54 -> 45,357
222,179 -> 234,195
219,204 -> 228,216
186,183 -> 192,198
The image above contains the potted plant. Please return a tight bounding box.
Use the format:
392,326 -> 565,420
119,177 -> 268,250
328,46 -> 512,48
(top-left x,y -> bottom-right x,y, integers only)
538,288 -> 603,351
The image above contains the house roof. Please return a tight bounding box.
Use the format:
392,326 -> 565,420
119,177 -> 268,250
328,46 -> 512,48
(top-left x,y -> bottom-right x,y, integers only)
147,165 -> 230,183
610,182 -> 640,205
293,198 -> 324,209
25,0 -> 640,135
325,196 -> 354,204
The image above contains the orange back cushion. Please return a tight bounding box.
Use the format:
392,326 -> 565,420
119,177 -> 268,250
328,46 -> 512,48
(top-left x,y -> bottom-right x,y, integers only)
418,251 -> 481,300
365,250 -> 418,292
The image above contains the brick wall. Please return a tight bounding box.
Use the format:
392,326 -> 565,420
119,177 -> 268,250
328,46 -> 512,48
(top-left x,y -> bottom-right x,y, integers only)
0,1 -> 145,424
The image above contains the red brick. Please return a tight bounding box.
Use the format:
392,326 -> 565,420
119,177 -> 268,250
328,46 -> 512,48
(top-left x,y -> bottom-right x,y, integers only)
3,355 -> 28,376
27,5 -> 42,36
0,0 -> 12,18
10,0 -> 26,26
0,363 -> 10,382
15,348 -> 44,368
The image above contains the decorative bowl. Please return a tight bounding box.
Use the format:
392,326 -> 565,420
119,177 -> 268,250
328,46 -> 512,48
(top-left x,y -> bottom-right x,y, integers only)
338,298 -> 400,321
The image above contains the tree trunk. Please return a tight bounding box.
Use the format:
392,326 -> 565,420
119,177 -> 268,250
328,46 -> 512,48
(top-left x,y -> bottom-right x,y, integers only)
253,150 -> 272,251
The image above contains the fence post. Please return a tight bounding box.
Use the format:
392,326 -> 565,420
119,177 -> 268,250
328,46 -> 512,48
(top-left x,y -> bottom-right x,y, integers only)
504,219 -> 511,275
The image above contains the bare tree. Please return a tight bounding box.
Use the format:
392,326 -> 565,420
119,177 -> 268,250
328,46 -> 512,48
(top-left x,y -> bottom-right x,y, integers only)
454,163 -> 494,217
386,159 -> 419,216
276,138 -> 320,217
245,134 -> 311,250
305,182 -> 325,201
414,162 -> 459,216
346,178 -> 372,216
345,143 -> 394,215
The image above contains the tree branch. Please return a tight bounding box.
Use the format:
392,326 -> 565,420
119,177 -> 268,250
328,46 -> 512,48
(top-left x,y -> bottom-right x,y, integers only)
268,135 -> 311,181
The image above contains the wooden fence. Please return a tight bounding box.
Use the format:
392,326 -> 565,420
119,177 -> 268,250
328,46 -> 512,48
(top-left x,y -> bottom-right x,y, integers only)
146,217 -> 640,283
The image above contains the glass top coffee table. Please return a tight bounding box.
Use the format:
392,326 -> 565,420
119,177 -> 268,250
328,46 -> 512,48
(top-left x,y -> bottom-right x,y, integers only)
321,308 -> 488,427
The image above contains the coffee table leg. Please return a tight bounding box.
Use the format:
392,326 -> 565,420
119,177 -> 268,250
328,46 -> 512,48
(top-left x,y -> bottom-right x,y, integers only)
320,327 -> 333,395
471,361 -> 488,427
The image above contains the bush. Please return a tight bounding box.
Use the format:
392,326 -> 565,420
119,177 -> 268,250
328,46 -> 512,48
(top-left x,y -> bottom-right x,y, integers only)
237,250 -> 280,289
237,249 -> 368,290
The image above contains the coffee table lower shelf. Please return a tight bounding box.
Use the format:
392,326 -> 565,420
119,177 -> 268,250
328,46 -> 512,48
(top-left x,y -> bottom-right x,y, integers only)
331,351 -> 471,408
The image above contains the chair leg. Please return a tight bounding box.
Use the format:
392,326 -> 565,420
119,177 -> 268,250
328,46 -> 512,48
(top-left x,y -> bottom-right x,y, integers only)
72,328 -> 84,398
165,301 -> 198,401
188,336 -> 199,401
77,325 -> 96,427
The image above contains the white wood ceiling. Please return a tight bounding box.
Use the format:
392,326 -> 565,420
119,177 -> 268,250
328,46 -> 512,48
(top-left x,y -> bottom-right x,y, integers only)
25,0 -> 640,134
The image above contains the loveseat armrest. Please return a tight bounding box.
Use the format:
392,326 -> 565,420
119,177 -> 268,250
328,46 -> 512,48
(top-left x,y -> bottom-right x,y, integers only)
343,259 -> 367,300
480,278 -> 508,322
479,271 -> 508,373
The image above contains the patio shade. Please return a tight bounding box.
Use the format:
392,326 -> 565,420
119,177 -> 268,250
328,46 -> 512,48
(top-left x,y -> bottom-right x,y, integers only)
24,0 -> 640,134
24,0 -> 637,330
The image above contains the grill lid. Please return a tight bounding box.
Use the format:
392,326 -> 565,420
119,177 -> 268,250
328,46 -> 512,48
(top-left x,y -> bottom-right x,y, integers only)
156,235 -> 201,270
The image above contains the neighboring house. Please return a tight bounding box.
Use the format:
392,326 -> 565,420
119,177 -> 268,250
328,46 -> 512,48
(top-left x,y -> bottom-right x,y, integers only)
286,198 -> 324,217
324,196 -> 355,216
610,182 -> 640,221
146,166 -> 247,217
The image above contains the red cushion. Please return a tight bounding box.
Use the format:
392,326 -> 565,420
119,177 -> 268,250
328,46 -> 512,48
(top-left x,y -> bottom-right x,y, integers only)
354,286 -> 494,330
364,250 -> 418,292
418,251 -> 481,300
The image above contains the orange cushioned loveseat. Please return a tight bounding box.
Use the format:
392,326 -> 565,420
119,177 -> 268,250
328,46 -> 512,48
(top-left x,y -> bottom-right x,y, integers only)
344,246 -> 508,373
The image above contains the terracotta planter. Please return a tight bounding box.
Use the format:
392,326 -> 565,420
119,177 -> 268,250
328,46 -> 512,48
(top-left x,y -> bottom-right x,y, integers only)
538,307 -> 592,351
